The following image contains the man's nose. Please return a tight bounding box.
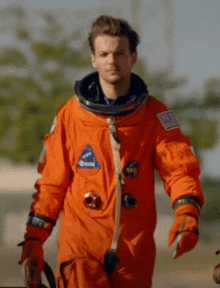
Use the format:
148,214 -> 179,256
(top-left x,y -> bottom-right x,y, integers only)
108,53 -> 117,63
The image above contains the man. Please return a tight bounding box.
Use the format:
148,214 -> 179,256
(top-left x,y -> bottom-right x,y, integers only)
19,15 -> 204,288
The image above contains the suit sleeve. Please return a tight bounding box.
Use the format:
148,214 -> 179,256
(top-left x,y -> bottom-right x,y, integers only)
154,110 -> 204,208
30,107 -> 73,222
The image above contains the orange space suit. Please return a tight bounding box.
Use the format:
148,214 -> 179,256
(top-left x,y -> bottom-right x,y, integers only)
21,72 -> 204,288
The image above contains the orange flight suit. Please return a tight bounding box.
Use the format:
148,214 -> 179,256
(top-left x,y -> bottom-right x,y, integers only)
31,94 -> 204,288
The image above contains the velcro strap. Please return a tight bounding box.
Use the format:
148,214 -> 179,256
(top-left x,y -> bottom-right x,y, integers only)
173,195 -> 201,211
27,212 -> 56,232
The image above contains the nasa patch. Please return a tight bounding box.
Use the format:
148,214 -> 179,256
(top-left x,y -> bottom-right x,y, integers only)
77,144 -> 100,169
157,110 -> 180,130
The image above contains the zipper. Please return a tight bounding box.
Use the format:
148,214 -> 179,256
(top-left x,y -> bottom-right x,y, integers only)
106,117 -> 124,254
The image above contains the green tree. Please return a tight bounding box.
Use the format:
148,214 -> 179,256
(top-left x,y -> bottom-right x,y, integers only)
200,177 -> 220,223
0,6 -> 91,163
133,59 -> 188,102
171,77 -> 220,161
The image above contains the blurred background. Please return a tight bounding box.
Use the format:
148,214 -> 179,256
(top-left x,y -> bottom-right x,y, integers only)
0,0 -> 219,287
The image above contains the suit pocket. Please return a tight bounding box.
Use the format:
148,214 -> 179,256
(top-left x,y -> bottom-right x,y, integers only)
58,257 -> 111,288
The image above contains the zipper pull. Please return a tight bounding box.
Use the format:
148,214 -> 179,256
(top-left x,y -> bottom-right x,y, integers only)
107,117 -> 120,144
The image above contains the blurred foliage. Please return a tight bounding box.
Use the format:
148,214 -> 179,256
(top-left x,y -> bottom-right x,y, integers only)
187,119 -> 218,150
16,27 -> 30,40
203,77 -> 220,108
0,6 -> 91,163
200,177 -> 220,222
0,49 -> 26,66
171,88 -> 220,161
133,60 -> 188,103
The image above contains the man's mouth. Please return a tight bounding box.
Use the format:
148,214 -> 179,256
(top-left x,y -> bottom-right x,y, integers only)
107,69 -> 119,72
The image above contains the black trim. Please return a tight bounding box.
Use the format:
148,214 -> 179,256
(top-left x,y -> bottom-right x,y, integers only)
43,262 -> 57,288
175,229 -> 199,236
28,212 -> 56,224
172,195 -> 201,211
27,212 -> 56,231
75,72 -> 148,116
77,92 -> 147,116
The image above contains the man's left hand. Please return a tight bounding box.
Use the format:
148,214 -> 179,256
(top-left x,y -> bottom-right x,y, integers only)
167,204 -> 200,259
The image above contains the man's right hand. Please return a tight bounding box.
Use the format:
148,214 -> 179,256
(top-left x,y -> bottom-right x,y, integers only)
18,224 -> 50,285
19,239 -> 45,276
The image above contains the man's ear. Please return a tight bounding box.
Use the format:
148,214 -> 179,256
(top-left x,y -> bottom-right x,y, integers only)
91,54 -> 97,68
131,52 -> 138,67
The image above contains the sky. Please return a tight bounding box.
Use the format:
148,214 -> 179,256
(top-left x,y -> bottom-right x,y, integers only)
1,0 -> 220,177
174,0 -> 220,93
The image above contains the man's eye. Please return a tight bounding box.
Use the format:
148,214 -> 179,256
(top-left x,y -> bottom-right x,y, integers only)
116,52 -> 126,56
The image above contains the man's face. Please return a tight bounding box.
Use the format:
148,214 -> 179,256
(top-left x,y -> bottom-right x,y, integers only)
91,35 -> 137,86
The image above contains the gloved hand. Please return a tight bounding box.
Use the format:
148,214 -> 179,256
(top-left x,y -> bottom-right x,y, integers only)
18,225 -> 50,275
167,204 -> 200,259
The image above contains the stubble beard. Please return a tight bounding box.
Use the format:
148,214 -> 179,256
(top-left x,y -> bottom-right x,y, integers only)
104,72 -> 125,86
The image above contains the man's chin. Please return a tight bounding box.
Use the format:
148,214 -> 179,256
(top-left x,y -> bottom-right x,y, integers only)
106,75 -> 123,85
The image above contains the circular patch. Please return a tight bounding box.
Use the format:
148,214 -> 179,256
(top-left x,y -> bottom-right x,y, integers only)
83,191 -> 102,209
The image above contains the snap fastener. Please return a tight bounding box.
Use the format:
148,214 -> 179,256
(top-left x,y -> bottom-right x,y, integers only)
124,161 -> 138,178
122,193 -> 137,209
84,191 -> 101,209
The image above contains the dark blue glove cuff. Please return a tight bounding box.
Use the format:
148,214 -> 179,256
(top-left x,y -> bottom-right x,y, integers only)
27,212 -> 56,232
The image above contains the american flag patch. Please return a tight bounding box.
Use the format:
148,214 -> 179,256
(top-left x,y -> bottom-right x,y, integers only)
157,110 -> 180,130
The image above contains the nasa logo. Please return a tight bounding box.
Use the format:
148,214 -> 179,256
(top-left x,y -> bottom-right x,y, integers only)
77,144 -> 100,169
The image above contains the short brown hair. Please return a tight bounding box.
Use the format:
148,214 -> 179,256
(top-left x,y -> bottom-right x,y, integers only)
88,15 -> 140,54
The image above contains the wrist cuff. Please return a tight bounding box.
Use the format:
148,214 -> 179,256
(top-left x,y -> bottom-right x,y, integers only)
27,212 -> 56,232
173,195 -> 201,212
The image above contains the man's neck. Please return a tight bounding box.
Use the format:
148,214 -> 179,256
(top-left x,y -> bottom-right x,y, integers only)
99,77 -> 131,100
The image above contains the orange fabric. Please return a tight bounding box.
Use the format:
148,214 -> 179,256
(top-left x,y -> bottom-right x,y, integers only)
173,203 -> 200,218
56,258 -> 111,288
29,95 -> 204,287
56,246 -> 155,288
